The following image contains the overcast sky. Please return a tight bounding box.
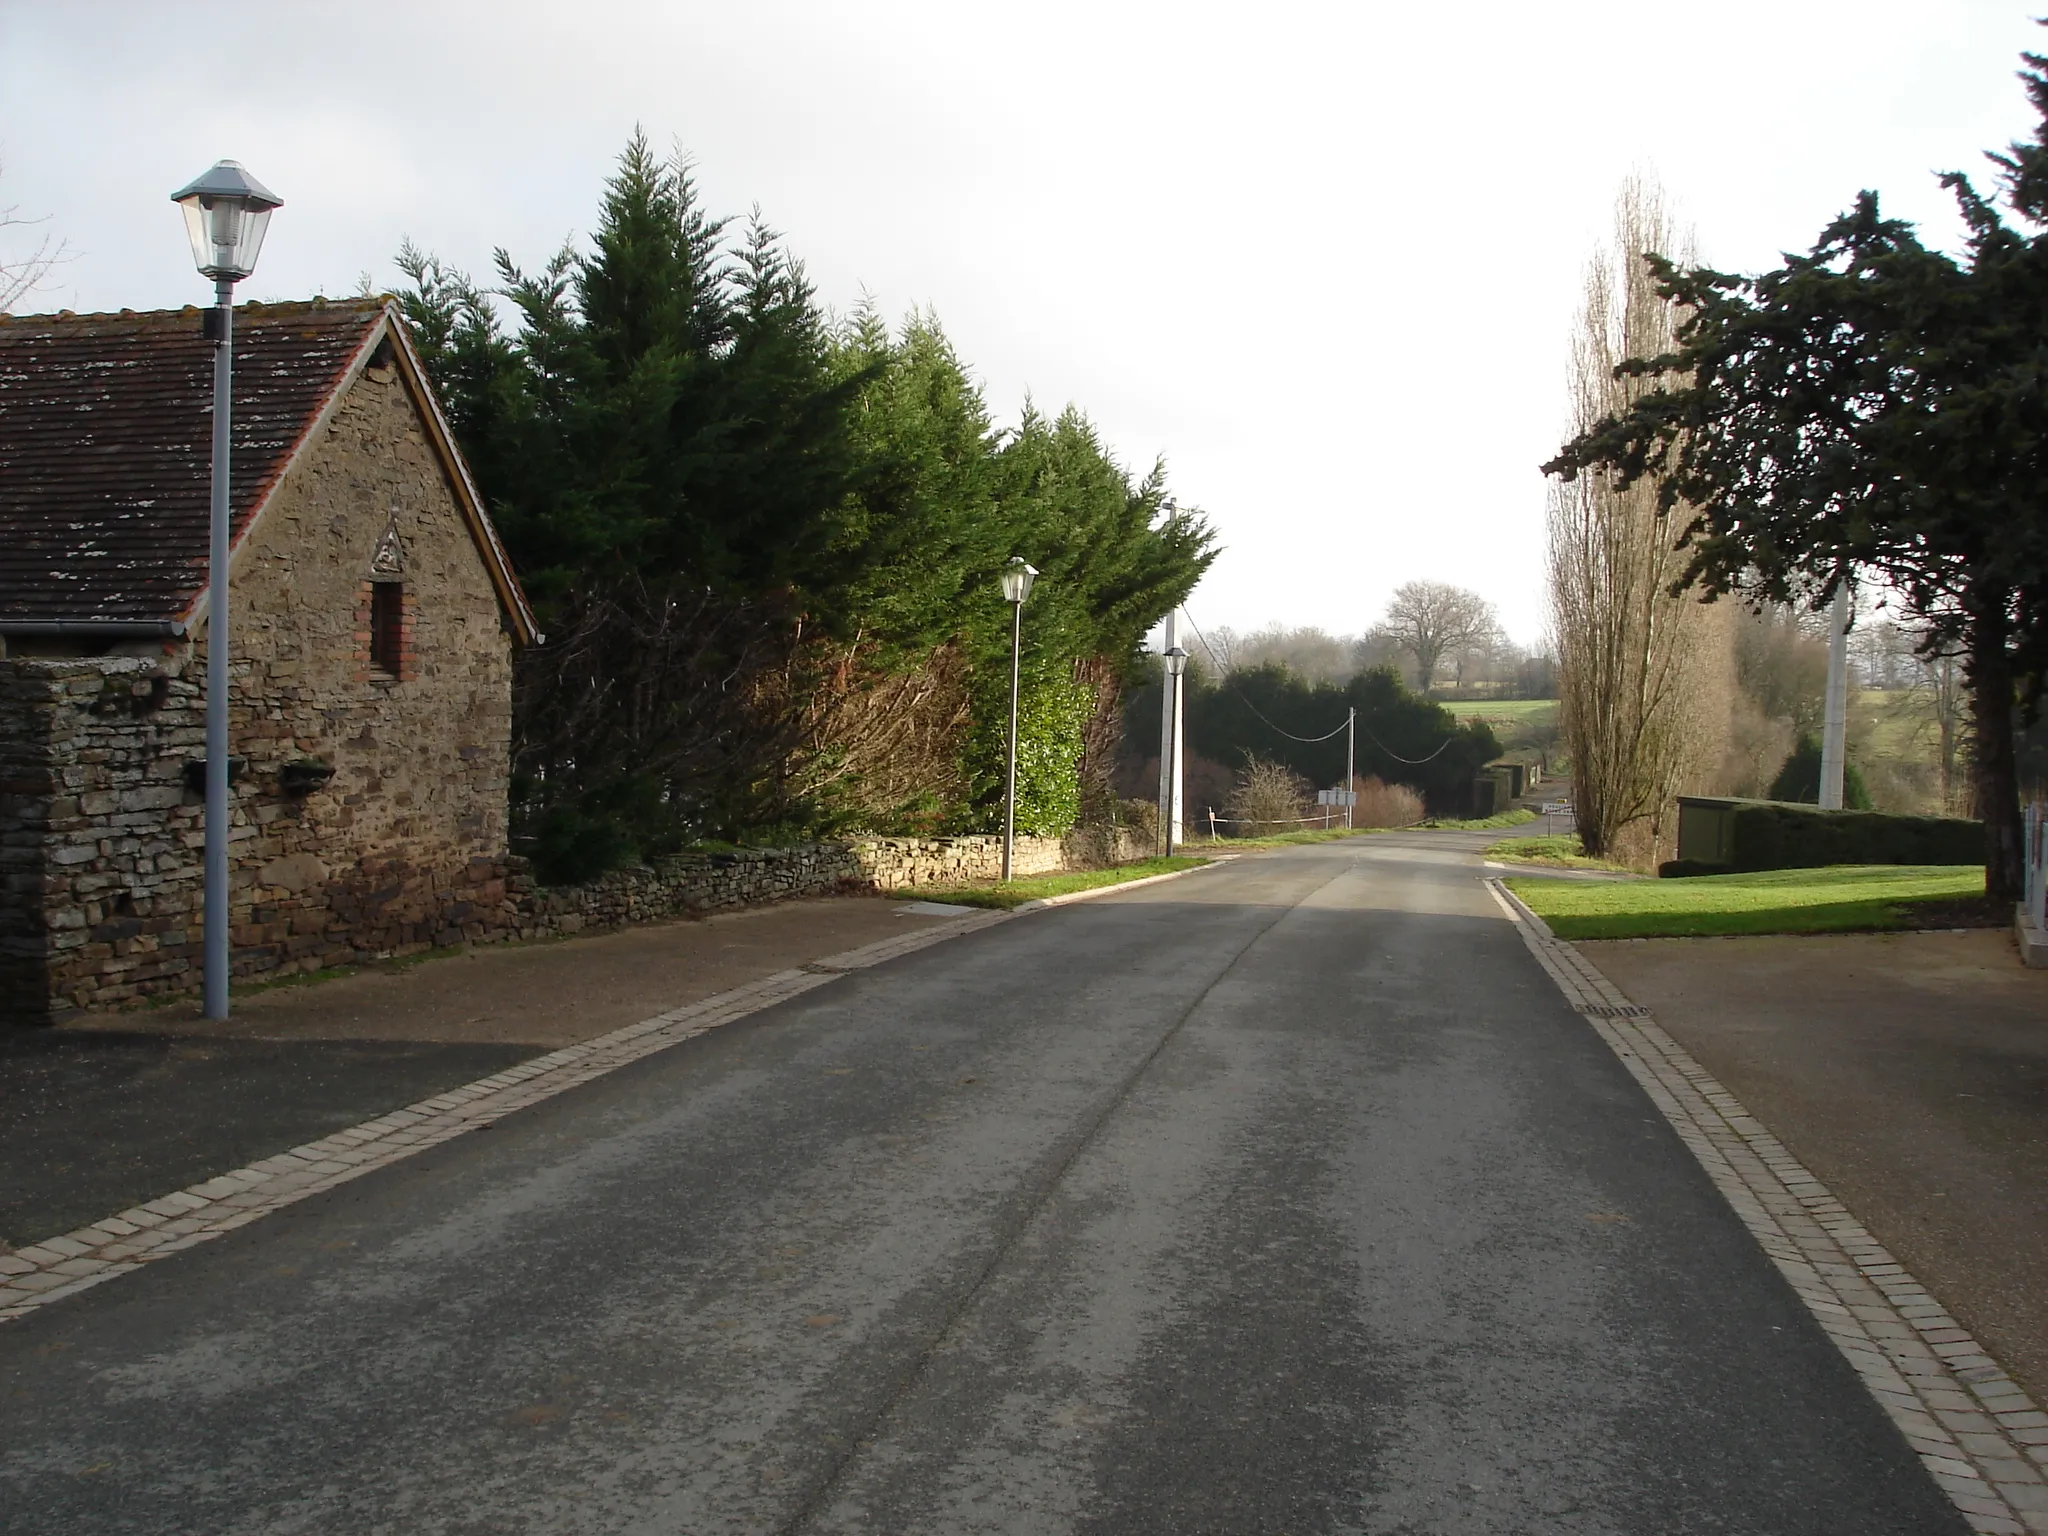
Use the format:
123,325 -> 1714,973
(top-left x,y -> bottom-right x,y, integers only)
4,2 -> 2044,647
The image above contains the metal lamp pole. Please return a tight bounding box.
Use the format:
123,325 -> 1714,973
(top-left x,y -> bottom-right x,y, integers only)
201,279 -> 236,1019
172,161 -> 282,1020
1000,559 -> 1038,881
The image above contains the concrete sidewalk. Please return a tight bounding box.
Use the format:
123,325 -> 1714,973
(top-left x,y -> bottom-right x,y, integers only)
2,895 -> 960,1250
1583,928 -> 2048,1408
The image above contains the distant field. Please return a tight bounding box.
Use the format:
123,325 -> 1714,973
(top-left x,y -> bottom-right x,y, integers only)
1453,699 -> 1558,727
1855,688 -> 1938,761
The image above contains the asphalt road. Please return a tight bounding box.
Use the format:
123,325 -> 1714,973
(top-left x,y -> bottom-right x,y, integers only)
0,835 -> 1964,1534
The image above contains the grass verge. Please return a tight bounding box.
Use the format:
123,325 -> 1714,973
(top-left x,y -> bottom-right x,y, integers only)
913,856 -> 1211,910
1419,807 -> 1538,832
1505,863 -> 1987,940
1189,826 -> 1394,851
1483,834 -> 1634,873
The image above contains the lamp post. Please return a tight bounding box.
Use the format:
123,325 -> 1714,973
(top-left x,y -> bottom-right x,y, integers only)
1161,646 -> 1188,857
172,160 -> 282,1021
1000,558 -> 1039,881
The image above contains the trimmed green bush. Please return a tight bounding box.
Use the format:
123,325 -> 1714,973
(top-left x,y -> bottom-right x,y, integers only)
1665,796 -> 1982,876
1768,734 -> 1872,810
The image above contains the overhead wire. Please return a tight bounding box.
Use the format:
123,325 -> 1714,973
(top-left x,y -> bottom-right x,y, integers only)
1176,608 -> 1460,766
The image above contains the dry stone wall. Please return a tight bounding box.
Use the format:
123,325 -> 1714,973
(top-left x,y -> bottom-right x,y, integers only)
0,657 -> 1148,1026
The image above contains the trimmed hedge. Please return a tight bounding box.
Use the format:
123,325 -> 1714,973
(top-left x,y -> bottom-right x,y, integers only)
1663,797 -> 1983,877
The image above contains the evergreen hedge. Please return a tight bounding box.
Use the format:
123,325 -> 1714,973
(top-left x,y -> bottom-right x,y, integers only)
1661,796 -> 1983,877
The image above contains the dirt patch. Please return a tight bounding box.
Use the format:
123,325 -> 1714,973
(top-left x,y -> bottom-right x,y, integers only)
1581,928 -> 2048,1406
1897,895 -> 2008,929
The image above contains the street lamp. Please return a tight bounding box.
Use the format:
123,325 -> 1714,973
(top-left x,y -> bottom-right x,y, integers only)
1000,558 -> 1039,881
172,160 -> 282,1021
1161,647 -> 1188,856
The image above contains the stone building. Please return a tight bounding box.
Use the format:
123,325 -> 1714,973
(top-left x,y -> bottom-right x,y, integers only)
0,298 -> 539,1023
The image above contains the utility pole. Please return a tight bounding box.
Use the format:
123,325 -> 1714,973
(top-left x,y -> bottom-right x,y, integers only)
1819,583 -> 1850,810
1346,707 -> 1356,830
1157,610 -> 1185,854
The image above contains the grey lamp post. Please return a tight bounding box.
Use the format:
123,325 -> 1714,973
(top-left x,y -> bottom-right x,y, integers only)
172,160 -> 282,1021
1161,646 -> 1188,857
1000,558 -> 1039,881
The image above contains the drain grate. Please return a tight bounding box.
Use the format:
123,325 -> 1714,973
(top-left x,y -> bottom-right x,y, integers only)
1574,1003 -> 1654,1018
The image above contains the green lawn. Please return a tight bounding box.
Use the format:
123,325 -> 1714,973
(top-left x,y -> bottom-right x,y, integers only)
1197,825 -> 1392,850
1419,807 -> 1538,832
1483,834 -> 1634,872
913,856 -> 1210,910
1505,863 -> 1986,940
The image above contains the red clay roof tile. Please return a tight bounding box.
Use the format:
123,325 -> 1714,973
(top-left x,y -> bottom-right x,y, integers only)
0,298 -> 382,629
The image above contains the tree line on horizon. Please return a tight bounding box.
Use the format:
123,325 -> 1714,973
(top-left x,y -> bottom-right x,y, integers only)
1196,584 -> 1555,700
391,135 -> 1214,879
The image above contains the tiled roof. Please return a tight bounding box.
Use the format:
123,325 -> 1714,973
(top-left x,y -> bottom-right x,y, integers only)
0,299 -> 384,629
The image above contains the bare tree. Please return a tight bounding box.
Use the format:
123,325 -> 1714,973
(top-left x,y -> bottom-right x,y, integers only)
1918,642 -> 1970,814
1379,581 -> 1498,695
1548,178 -> 1734,864
0,162 -> 65,311
1232,624 -> 1358,686
1201,624 -> 1246,674
1354,626 -> 1409,679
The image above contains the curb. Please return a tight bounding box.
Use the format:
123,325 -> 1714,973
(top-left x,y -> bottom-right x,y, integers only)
1013,857 -> 1227,912
1486,878 -> 2048,1536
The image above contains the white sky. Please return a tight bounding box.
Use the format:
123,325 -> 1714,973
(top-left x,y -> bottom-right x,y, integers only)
3,1 -> 2043,647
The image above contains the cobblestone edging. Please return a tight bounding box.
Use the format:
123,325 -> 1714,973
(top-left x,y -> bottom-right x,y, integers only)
0,857 -> 1220,1325
1486,878 -> 2048,1536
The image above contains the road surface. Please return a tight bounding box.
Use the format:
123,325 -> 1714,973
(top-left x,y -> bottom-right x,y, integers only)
0,833 -> 1964,1533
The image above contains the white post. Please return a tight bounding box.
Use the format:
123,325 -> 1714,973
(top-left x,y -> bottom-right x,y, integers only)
1157,610 -> 1184,853
1345,707 -> 1355,830
1819,583 -> 1850,811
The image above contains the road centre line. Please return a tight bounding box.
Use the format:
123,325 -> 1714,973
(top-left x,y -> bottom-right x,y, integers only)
1486,877 -> 2048,1536
0,859 -> 1225,1327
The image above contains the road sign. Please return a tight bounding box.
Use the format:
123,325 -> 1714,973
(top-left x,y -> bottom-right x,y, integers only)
1316,789 -> 1357,806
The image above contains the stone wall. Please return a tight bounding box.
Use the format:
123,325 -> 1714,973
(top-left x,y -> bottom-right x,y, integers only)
0,657 -> 1151,1026
0,355 -> 524,1026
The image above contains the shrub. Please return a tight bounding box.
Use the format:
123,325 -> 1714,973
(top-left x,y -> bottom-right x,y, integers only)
1120,797 -> 1160,846
1225,757 -> 1312,836
1768,734 -> 1872,810
1352,775 -> 1424,828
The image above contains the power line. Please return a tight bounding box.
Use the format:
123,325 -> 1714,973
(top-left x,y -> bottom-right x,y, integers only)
1176,608 -> 1459,767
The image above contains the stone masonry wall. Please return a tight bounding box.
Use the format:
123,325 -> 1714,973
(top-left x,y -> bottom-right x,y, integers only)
0,688 -> 1143,1026
0,355 -> 520,1025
